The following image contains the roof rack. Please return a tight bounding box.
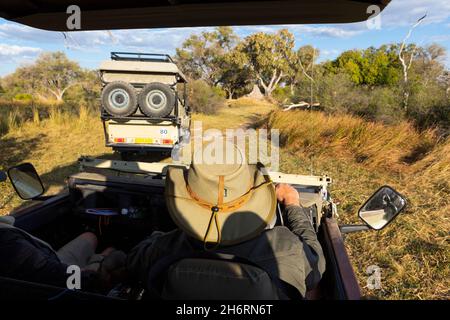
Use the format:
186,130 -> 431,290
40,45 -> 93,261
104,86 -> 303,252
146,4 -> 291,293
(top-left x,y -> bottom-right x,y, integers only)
110,52 -> 174,63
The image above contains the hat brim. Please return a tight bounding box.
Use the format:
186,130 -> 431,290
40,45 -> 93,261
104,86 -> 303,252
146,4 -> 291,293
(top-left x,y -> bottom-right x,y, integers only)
165,164 -> 276,246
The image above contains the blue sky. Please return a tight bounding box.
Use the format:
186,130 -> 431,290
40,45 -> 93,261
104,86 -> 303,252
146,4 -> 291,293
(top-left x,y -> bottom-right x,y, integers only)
0,0 -> 449,76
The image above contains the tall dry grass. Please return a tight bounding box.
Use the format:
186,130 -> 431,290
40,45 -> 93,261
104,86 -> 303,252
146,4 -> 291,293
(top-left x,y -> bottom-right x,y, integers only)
0,104 -> 108,215
268,110 -> 437,171
0,99 -> 88,136
268,109 -> 449,299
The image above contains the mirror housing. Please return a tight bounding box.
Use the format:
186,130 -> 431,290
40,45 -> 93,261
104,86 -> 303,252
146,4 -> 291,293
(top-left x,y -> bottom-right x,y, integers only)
358,186 -> 407,230
7,163 -> 45,200
0,170 -> 7,182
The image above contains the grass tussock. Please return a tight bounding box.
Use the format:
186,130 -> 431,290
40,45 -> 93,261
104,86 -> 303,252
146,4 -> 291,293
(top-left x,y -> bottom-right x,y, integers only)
268,110 -> 437,171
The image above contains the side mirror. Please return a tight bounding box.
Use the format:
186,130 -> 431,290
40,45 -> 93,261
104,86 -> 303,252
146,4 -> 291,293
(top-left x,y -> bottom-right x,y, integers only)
7,163 -> 45,200
0,171 -> 7,182
359,186 -> 407,230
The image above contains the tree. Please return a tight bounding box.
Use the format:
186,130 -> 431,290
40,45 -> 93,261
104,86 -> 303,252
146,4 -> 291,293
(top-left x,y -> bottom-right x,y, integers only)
2,51 -> 84,102
329,46 -> 400,87
285,45 -> 320,105
398,14 -> 426,111
217,49 -> 254,99
175,27 -> 238,86
34,51 -> 83,102
238,29 -> 294,97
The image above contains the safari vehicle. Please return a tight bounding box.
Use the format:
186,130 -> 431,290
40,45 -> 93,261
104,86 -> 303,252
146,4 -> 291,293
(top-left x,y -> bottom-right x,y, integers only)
99,52 -> 191,157
0,0 -> 394,301
0,159 -> 406,300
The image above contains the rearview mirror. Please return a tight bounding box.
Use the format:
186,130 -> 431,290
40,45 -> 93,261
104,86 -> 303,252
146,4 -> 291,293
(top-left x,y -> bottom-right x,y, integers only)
359,186 -> 406,230
7,163 -> 45,200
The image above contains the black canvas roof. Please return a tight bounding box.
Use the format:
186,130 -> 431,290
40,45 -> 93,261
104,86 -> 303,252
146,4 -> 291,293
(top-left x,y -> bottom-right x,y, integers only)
0,0 -> 390,31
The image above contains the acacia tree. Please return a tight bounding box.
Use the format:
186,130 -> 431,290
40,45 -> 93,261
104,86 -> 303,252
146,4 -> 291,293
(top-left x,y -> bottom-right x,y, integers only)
2,51 -> 84,102
238,29 -> 294,97
35,52 -> 83,102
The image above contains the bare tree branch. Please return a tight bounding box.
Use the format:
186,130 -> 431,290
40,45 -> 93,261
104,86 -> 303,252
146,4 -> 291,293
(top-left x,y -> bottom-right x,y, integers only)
398,14 -> 426,111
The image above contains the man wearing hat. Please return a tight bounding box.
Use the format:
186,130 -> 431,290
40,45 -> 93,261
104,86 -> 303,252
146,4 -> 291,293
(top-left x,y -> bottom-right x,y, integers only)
127,143 -> 325,299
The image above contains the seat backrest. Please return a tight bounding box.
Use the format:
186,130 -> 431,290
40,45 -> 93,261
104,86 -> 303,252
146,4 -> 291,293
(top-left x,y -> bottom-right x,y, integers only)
161,258 -> 282,300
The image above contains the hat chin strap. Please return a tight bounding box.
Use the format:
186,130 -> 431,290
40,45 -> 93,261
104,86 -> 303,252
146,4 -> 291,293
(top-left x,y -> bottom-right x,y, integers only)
185,176 -> 272,250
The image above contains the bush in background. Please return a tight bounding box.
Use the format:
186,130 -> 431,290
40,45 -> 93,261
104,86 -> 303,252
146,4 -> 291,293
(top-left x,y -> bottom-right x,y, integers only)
188,79 -> 225,114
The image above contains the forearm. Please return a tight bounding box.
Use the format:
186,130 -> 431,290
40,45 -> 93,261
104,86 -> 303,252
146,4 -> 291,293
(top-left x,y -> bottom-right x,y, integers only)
284,205 -> 316,244
284,204 -> 326,288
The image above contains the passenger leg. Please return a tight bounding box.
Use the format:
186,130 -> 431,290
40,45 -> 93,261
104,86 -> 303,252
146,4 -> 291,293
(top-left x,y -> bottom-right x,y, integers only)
56,232 -> 98,268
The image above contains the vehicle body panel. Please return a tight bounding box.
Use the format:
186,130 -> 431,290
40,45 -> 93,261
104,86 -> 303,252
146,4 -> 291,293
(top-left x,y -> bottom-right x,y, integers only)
99,60 -> 187,84
105,119 -> 180,149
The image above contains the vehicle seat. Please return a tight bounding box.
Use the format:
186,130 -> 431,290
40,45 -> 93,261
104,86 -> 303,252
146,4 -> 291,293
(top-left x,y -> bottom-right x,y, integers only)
161,258 -> 283,300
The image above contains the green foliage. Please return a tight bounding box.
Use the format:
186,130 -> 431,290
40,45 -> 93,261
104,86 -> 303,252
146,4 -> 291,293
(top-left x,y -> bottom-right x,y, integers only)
13,93 -> 33,101
175,27 -> 253,99
272,86 -> 293,105
188,80 -> 225,114
237,29 -> 294,96
329,45 -> 401,86
1,51 -> 88,103
63,70 -> 101,108
175,27 -> 238,84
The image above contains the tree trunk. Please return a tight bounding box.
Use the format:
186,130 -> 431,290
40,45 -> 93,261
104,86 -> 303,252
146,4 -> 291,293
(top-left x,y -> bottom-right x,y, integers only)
226,89 -> 234,100
259,70 -> 283,97
48,83 -> 76,103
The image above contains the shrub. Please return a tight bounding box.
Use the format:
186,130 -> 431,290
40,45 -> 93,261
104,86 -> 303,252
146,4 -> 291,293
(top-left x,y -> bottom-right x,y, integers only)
188,80 -> 225,114
272,86 -> 292,105
13,93 -> 33,102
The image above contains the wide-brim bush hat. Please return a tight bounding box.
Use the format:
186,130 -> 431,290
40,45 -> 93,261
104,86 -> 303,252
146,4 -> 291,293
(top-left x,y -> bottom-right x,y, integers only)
165,142 -> 276,247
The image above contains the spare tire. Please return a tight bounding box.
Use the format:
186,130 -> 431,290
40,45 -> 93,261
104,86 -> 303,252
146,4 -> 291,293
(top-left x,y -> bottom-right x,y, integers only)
138,82 -> 175,117
101,81 -> 138,117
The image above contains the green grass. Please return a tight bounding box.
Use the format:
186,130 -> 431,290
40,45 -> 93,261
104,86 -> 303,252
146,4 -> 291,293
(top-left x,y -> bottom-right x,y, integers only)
0,98 -> 448,299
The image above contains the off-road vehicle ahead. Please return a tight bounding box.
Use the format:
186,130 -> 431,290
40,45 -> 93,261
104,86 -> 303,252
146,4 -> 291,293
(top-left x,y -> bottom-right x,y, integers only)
0,159 -> 406,300
99,52 -> 191,157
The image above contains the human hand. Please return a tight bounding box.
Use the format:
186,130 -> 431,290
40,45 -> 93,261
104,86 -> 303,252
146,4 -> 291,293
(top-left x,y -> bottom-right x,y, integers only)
275,183 -> 300,207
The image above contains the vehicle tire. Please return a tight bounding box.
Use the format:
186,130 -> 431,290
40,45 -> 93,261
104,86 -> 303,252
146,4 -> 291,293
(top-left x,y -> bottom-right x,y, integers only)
101,81 -> 138,117
138,82 -> 175,117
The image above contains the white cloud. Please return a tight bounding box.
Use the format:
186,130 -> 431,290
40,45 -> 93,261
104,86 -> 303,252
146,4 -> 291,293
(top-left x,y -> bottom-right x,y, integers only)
379,0 -> 450,27
239,24 -> 363,39
429,35 -> 450,43
321,49 -> 341,57
290,25 -> 363,38
0,21 -> 214,54
0,43 -> 41,57
0,44 -> 42,71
